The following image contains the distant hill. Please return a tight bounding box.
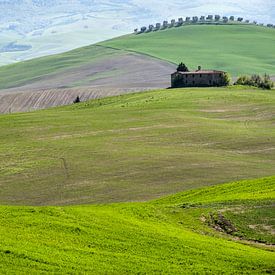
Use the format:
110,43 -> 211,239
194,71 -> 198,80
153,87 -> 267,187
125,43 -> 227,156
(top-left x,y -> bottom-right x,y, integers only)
0,24 -> 274,113
100,24 -> 275,76
0,24 -> 274,91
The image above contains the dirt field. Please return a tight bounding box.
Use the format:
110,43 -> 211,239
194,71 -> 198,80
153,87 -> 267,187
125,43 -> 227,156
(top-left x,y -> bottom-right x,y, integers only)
0,87 -> 154,113
0,52 -> 175,113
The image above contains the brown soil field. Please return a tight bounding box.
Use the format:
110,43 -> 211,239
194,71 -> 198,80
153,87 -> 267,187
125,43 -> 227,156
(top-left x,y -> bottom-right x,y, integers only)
0,87 -> 152,114
0,53 -> 175,113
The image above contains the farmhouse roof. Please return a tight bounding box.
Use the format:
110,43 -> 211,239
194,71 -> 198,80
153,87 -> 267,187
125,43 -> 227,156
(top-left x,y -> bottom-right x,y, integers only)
174,70 -> 225,75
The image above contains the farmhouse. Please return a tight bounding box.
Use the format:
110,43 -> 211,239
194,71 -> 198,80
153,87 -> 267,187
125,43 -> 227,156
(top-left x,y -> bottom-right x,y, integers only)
171,66 -> 228,88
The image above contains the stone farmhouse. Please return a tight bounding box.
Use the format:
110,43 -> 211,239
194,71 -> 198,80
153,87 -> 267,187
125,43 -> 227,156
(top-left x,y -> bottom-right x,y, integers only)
171,66 -> 227,88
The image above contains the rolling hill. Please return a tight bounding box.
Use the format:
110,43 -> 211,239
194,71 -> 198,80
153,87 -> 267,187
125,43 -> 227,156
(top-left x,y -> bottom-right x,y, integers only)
0,176 -> 274,273
1,21 -> 275,274
0,24 -> 275,113
100,24 -> 275,76
1,87 -> 275,205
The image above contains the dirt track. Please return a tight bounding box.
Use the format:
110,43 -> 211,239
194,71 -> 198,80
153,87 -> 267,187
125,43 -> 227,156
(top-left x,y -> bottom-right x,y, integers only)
0,52 -> 175,113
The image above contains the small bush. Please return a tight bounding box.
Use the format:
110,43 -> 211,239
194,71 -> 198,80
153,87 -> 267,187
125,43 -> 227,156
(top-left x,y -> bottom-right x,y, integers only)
73,96 -> 81,104
221,72 -> 231,86
235,74 -> 274,90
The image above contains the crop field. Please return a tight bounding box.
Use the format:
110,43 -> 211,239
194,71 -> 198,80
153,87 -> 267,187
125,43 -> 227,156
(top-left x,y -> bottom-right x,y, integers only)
0,87 -> 149,114
0,49 -> 174,93
101,24 -> 275,76
1,15 -> 275,274
0,176 -> 274,273
0,46 -> 119,90
0,87 -> 275,205
0,24 -> 274,114
0,24 -> 274,93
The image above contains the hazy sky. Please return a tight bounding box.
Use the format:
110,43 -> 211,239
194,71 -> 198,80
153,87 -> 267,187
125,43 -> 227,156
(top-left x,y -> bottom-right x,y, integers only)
0,0 -> 274,65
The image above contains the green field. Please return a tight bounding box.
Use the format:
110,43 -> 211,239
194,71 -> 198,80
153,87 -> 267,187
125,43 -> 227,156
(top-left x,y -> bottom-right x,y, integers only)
100,25 -> 275,76
1,87 -> 275,205
1,22 -> 275,274
1,86 -> 275,273
0,176 -> 274,273
0,24 -> 275,90
0,45 -> 121,90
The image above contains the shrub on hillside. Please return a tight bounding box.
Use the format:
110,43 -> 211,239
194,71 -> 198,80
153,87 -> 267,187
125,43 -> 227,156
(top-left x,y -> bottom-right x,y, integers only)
221,72 -> 231,86
73,96 -> 81,103
235,74 -> 274,90
177,62 -> 189,72
261,74 -> 274,89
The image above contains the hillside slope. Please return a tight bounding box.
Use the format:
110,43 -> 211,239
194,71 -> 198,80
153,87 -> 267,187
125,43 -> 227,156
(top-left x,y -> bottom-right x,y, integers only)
1,87 -> 275,205
0,176 -> 274,273
0,24 -> 274,113
100,25 -> 275,76
0,24 -> 274,92
0,46 -> 174,92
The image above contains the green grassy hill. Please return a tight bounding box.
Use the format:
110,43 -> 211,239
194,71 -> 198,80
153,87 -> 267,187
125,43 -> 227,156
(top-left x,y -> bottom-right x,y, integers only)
1,87 -> 275,205
1,23 -> 275,274
100,25 -> 275,76
1,176 -> 274,273
0,24 -> 274,91
0,45 -> 120,90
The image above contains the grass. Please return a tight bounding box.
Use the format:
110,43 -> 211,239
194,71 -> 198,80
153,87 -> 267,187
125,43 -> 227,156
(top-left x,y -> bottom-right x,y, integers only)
0,176 -> 274,273
69,68 -> 123,87
0,24 -> 274,90
0,45 -> 121,90
0,87 -> 275,205
100,24 -> 275,76
222,203 -> 274,244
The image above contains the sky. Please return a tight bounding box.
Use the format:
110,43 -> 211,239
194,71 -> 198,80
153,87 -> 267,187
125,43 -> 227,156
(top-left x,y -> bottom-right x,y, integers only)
0,0 -> 274,65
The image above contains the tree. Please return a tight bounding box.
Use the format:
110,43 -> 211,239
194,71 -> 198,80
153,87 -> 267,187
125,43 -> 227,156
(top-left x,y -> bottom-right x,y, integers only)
221,72 -> 231,86
261,74 -> 274,89
215,15 -> 221,21
250,74 -> 262,86
73,96 -> 81,104
223,17 -> 228,23
177,62 -> 189,72
235,75 -> 249,85
235,74 -> 274,90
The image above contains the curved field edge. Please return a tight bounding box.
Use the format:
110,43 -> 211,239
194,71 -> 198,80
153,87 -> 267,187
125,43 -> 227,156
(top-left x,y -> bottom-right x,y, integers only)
1,87 -> 275,206
0,176 -> 274,273
0,25 -> 275,91
154,176 -> 275,205
100,24 -> 275,76
0,46 -> 122,90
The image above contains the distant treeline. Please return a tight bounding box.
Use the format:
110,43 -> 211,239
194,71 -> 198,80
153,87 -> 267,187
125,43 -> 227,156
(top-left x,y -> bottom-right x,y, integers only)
134,15 -> 275,34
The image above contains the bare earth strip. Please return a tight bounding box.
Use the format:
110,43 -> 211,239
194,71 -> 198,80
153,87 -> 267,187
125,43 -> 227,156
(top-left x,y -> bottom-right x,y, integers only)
0,52 -> 175,113
0,87 -> 151,114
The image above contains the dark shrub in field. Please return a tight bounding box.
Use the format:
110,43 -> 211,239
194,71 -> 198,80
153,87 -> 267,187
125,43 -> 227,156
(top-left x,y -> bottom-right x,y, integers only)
235,74 -> 274,90
177,62 -> 189,72
73,96 -> 81,104
221,72 -> 231,86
